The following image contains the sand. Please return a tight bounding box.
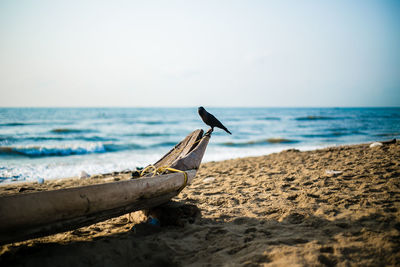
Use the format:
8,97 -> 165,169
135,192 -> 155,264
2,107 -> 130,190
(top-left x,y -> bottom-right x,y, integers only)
1,141 -> 399,266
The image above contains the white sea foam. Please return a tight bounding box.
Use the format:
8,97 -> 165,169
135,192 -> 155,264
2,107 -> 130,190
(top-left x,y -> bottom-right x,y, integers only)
1,107 -> 399,183
0,143 -> 106,157
202,144 -> 327,163
0,150 -> 164,183
0,143 -> 336,183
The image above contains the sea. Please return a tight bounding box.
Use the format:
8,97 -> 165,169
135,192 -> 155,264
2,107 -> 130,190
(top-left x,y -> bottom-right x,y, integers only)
1,107 -> 399,184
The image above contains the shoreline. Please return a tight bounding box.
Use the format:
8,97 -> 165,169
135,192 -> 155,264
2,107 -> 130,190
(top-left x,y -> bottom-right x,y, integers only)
0,140 -> 386,189
1,140 -> 399,266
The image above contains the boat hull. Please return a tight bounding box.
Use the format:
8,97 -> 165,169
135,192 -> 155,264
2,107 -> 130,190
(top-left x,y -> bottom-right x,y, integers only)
0,170 -> 196,245
0,129 -> 210,245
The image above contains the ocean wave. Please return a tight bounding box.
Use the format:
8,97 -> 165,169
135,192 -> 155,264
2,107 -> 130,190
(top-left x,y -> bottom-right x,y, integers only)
257,117 -> 281,121
0,142 -> 146,157
151,141 -> 179,147
295,116 -> 337,121
81,136 -> 119,142
0,136 -> 15,142
0,122 -> 36,127
302,130 -> 364,138
51,128 -> 95,134
135,119 -> 180,125
266,138 -> 298,144
103,143 -> 144,151
301,134 -> 337,138
375,132 -> 400,137
134,132 -> 171,137
140,121 -> 164,125
221,138 -> 298,147
0,135 -> 117,143
0,144 -> 106,157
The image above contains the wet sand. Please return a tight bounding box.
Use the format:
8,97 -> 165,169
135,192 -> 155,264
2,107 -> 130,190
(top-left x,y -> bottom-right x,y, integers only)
1,141 -> 399,266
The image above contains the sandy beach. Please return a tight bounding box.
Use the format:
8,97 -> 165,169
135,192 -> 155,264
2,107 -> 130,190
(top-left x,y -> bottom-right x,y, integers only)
1,141 -> 399,266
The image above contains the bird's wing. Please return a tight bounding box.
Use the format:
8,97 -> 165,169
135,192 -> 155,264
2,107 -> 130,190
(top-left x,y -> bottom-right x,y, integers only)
210,114 -> 229,131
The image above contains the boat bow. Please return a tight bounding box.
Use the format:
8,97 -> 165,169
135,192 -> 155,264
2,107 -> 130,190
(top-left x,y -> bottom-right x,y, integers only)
0,129 -> 210,245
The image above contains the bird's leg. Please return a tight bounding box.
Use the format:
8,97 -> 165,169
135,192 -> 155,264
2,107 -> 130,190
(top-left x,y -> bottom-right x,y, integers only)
205,128 -> 213,137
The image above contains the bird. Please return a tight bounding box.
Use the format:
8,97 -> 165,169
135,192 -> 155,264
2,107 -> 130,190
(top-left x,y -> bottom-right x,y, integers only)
198,106 -> 232,135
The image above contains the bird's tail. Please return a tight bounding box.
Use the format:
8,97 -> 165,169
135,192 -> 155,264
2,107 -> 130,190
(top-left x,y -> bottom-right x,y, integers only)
223,127 -> 232,135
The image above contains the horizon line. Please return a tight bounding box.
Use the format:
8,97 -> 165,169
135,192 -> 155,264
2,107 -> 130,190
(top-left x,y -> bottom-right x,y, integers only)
1,106 -> 399,109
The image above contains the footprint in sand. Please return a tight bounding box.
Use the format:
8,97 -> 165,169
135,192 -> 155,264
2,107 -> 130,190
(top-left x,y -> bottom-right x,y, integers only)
282,213 -> 305,224
287,194 -> 298,201
284,177 -> 295,182
307,193 -> 320,199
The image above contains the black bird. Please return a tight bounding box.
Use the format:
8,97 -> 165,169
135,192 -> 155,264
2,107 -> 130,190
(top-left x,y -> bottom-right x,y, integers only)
198,106 -> 232,134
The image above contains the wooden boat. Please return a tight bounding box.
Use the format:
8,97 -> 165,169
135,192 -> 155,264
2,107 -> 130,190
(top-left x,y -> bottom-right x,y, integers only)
0,129 -> 210,245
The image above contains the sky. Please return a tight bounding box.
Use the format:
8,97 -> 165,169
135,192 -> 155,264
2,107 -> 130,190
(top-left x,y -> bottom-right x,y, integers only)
0,0 -> 399,107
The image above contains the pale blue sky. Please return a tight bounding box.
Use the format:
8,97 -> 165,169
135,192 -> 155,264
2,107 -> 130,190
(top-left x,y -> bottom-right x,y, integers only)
0,0 -> 399,107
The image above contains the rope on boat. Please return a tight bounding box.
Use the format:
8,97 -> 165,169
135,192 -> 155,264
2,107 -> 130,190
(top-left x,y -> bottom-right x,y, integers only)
139,131 -> 211,193
140,165 -> 188,193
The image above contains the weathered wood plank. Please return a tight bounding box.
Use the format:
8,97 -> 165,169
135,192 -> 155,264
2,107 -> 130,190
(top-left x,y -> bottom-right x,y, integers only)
0,171 -> 195,245
0,129 -> 211,245
153,129 -> 204,169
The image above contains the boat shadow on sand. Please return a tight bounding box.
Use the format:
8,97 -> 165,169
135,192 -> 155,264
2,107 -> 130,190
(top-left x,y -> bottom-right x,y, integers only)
1,201 -> 398,267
